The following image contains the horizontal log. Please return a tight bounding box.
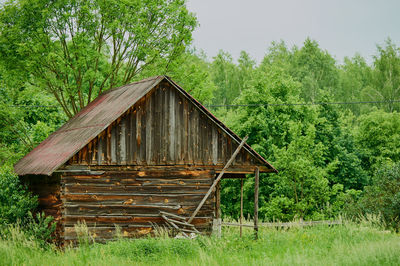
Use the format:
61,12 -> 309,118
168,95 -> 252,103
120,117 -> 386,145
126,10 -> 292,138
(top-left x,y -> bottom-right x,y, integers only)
62,170 -> 214,178
63,215 -> 212,227
64,226 -> 155,240
86,165 -> 273,174
62,177 -> 213,186
64,204 -> 213,217
64,185 -> 210,194
62,193 -> 214,205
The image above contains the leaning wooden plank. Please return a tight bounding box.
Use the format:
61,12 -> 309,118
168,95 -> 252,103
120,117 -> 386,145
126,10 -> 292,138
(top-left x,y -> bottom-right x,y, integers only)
159,211 -> 187,221
188,136 -> 249,224
163,217 -> 196,228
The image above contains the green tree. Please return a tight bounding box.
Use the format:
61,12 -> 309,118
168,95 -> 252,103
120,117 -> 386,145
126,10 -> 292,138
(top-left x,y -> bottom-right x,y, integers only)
0,0 -> 197,118
291,38 -> 339,102
362,39 -> 400,113
355,109 -> 400,173
210,50 -> 240,105
337,54 -> 373,115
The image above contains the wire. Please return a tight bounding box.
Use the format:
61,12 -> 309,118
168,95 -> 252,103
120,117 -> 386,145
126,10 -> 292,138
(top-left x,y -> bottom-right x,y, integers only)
6,105 -> 58,108
205,100 -> 400,108
4,100 -> 400,109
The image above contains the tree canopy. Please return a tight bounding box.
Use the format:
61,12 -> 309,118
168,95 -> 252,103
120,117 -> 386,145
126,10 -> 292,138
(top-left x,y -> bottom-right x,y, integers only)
0,0 -> 197,117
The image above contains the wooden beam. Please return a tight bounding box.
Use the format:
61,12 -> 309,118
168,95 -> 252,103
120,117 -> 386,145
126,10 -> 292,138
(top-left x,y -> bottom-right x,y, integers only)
240,178 -> 244,238
254,167 -> 259,240
188,136 -> 249,224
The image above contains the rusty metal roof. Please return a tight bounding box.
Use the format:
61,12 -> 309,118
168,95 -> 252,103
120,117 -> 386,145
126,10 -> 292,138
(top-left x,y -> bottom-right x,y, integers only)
14,76 -> 277,176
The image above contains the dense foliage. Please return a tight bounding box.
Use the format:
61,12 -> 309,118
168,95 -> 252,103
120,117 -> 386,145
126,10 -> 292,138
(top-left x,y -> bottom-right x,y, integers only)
0,166 -> 37,225
0,0 -> 399,230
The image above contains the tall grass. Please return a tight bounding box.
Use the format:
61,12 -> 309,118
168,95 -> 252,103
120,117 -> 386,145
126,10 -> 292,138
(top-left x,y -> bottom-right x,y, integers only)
1,220 -> 399,265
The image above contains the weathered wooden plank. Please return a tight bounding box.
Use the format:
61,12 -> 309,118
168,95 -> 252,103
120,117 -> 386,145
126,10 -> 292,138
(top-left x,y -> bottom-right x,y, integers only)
146,93 -> 153,164
161,85 -> 168,163
97,135 -> 103,165
115,119 -> 121,164
106,126 -> 111,164
136,105 -> 142,163
119,117 -> 126,164
168,87 -> 175,163
193,107 -> 200,164
110,124 -> 117,164
126,112 -> 132,164
64,205 -> 213,216
183,98 -> 189,163
63,177 -> 213,186
140,99 -> 147,164
187,104 -> 194,164
64,226 -> 154,240
178,94 -> 185,164
63,193 -> 215,205
217,129 -> 222,164
174,93 -> 182,163
87,142 -> 93,165
62,169 -> 214,178
65,185 -> 210,194
64,215 -> 213,226
212,126 -> 218,165
92,138 -> 98,164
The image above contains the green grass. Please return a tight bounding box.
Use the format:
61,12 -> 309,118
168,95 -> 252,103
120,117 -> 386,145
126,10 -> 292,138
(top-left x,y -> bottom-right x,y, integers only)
1,222 -> 400,266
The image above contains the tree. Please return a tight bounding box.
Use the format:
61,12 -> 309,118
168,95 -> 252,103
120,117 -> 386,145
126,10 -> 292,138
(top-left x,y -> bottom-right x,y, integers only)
291,38 -> 338,102
362,39 -> 400,113
337,54 -> 372,115
210,50 -> 240,105
0,0 -> 197,118
355,109 -> 400,173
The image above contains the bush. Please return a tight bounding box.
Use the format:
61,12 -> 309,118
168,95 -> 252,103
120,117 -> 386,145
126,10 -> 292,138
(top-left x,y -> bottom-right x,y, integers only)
0,166 -> 37,225
355,162 -> 400,231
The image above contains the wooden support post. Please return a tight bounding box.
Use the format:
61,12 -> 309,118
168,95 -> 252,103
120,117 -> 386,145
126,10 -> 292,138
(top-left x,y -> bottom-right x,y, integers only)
240,178 -> 244,238
188,136 -> 248,224
254,167 -> 259,240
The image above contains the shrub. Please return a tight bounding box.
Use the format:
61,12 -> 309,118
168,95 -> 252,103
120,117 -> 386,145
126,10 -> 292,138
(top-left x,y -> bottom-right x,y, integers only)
0,166 -> 37,225
356,162 -> 400,231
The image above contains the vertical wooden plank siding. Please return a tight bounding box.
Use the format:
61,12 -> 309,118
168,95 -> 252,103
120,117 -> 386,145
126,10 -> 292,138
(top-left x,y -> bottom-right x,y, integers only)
68,83 -> 264,168
168,88 -> 175,163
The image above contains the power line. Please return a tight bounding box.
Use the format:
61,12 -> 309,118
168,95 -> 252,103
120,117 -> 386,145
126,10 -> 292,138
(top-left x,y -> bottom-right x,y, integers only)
205,100 -> 400,108
6,105 -> 58,108
4,100 -> 400,109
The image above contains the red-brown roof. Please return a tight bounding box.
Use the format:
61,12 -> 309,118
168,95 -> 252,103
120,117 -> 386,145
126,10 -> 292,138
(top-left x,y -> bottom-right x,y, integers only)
14,76 -> 277,175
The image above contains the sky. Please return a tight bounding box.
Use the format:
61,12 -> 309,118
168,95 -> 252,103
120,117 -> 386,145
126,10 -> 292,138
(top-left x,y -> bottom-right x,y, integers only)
186,0 -> 400,64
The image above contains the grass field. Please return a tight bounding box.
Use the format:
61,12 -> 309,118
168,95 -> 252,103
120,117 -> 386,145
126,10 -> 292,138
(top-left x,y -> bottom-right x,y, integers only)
1,221 -> 400,266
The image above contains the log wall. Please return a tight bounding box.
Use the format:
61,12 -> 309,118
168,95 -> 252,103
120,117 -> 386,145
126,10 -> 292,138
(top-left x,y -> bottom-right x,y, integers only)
60,168 -> 216,242
68,81 -> 258,168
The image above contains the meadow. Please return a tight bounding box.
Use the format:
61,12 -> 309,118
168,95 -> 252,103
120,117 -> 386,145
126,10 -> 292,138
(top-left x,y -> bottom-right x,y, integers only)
1,219 -> 400,266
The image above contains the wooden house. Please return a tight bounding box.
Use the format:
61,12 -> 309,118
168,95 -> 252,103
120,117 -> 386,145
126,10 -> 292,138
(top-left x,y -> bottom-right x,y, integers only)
14,76 -> 277,243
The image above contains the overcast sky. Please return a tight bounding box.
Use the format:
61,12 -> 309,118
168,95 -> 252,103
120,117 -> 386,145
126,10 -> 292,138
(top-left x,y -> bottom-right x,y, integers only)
186,0 -> 400,64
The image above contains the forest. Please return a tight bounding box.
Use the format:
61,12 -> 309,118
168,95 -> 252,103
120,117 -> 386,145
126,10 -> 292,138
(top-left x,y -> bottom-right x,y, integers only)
0,0 -> 400,240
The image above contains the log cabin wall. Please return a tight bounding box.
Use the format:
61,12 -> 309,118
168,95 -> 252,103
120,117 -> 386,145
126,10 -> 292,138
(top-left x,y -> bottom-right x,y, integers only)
21,174 -> 63,243
67,81 -> 258,168
60,168 -> 216,242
